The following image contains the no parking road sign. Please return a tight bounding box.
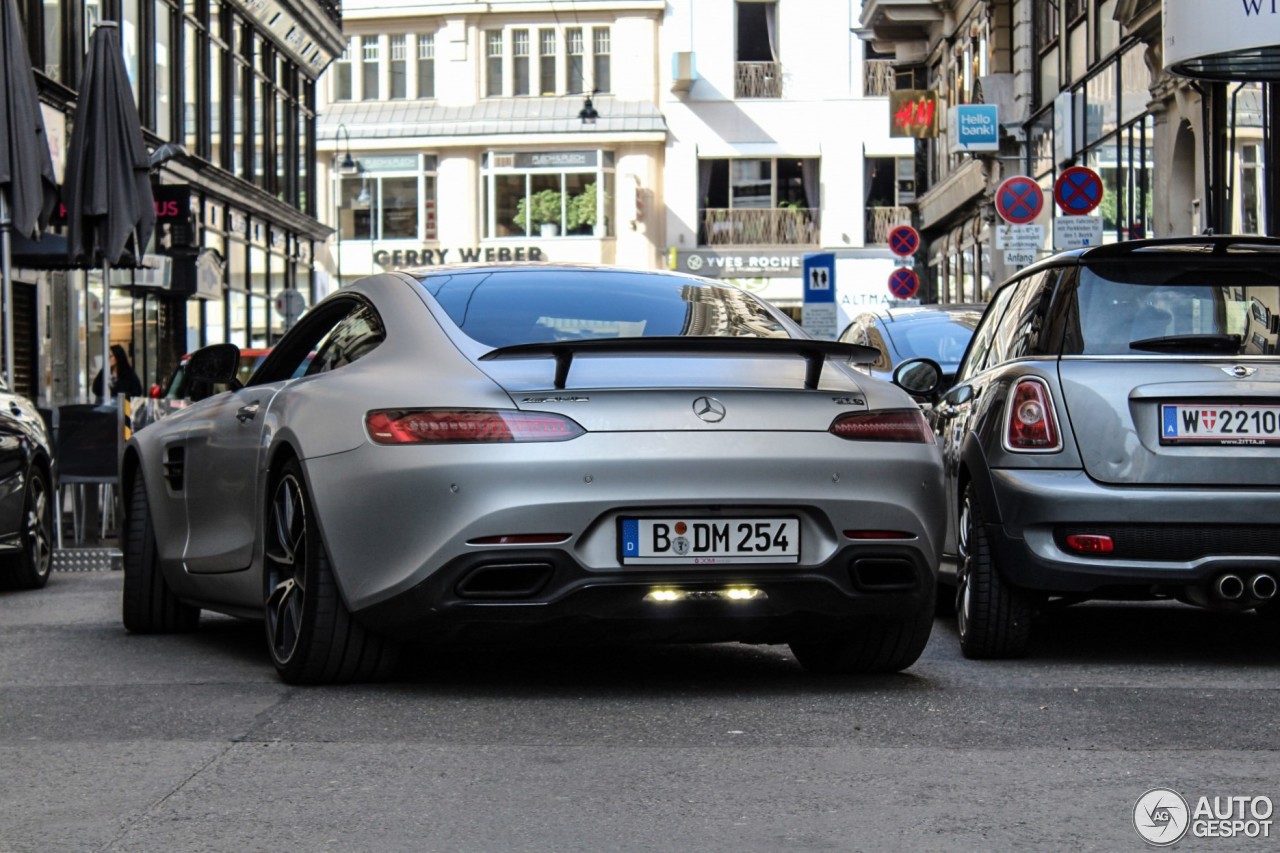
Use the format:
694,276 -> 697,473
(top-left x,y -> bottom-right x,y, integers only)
1054,166 -> 1104,215
888,268 -> 920,300
888,224 -> 920,258
995,176 -> 1045,225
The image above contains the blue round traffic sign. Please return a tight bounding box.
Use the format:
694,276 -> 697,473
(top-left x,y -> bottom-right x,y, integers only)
995,176 -> 1045,225
1054,166 -> 1104,215
888,224 -> 920,258
888,268 -> 920,300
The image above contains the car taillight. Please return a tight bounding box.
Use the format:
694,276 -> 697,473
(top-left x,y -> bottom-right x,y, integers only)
365,409 -> 585,444
829,409 -> 934,443
1004,378 -> 1061,452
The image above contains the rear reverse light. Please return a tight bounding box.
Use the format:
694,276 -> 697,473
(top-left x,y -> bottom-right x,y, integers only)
1003,378 -> 1061,452
366,409 -> 585,444
1065,534 -> 1115,554
467,534 -> 571,545
830,409 -> 934,443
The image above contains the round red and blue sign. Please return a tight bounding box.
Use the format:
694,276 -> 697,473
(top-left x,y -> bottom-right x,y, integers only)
995,176 -> 1045,225
888,268 -> 920,300
888,224 -> 920,258
1054,166 -> 1104,215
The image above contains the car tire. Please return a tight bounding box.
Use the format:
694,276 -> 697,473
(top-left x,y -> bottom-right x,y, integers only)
788,592 -> 934,674
122,475 -> 200,633
955,483 -> 1032,659
264,459 -> 397,685
0,467 -> 54,590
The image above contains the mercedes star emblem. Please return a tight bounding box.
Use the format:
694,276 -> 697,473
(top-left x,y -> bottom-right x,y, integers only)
692,396 -> 726,423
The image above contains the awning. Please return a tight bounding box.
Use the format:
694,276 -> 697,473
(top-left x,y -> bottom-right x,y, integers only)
8,230 -> 79,270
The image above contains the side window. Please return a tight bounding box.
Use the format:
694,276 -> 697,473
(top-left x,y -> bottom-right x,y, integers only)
306,304 -> 387,376
988,271 -> 1054,366
957,283 -> 1017,382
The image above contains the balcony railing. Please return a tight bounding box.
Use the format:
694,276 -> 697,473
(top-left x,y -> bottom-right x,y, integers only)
864,60 -> 895,97
735,62 -> 782,98
700,208 -> 819,247
866,206 -> 913,245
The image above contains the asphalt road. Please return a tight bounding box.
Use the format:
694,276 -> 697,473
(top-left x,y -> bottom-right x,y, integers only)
2,569 -> 1278,852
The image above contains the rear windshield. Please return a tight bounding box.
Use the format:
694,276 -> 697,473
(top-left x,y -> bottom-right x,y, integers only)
892,315 -> 981,366
1072,263 -> 1280,356
419,269 -> 792,348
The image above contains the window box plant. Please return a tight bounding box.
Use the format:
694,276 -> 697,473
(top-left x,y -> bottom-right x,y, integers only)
514,189 -> 563,237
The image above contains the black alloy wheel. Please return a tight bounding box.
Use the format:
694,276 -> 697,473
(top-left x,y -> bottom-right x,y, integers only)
1,469 -> 54,589
955,483 -> 1033,659
263,458 -> 397,684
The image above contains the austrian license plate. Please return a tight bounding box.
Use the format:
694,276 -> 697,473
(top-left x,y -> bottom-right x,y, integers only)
620,518 -> 800,565
1160,403 -> 1280,445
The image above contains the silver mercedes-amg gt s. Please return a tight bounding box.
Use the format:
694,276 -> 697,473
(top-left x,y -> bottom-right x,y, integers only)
121,265 -> 946,683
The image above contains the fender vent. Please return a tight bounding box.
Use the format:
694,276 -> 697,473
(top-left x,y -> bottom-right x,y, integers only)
163,447 -> 185,491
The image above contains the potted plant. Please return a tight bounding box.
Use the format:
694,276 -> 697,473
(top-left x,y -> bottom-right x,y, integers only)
568,182 -> 605,236
513,189 -> 563,237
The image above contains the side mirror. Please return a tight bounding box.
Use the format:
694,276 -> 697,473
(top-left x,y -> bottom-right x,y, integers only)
893,357 -> 944,399
186,344 -> 241,401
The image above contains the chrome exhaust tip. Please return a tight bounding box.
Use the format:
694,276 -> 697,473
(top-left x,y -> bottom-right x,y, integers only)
1251,574 -> 1278,601
1216,574 -> 1245,601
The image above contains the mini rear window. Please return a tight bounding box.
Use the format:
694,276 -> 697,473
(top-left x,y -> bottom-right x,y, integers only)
418,269 -> 792,348
1070,263 -> 1280,357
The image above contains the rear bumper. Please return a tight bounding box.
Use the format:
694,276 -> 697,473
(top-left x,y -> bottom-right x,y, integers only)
353,543 -> 936,644
987,468 -> 1280,593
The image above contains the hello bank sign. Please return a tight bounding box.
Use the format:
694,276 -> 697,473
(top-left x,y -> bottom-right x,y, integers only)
949,104 -> 999,153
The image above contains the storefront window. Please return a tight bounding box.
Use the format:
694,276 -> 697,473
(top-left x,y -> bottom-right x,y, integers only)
336,154 -> 436,241
483,151 -> 614,239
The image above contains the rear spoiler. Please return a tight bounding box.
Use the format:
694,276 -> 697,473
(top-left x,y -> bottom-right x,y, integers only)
480,336 -> 879,390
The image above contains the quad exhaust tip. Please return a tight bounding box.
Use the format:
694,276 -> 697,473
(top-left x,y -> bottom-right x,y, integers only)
1252,573 -> 1278,601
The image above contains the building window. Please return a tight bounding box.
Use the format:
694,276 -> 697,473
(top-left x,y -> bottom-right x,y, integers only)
417,34 -> 434,98
483,151 -> 614,239
389,34 -> 406,99
333,38 -> 352,101
484,26 -> 613,99
539,29 -> 556,96
361,36 -> 379,100
697,157 -> 819,246
1241,144 -> 1265,235
336,154 -> 437,242
486,30 -> 503,97
736,1 -> 779,98
566,27 -> 584,94
593,27 -> 610,93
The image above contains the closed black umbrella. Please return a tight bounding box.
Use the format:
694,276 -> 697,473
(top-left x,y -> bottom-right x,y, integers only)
0,0 -> 58,387
63,21 -> 155,393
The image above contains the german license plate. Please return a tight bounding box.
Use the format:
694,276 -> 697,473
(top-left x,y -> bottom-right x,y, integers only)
1160,403 -> 1280,445
620,518 -> 800,565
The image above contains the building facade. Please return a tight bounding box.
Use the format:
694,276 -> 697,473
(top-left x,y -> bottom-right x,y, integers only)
13,0 -> 342,403
858,0 -> 1275,306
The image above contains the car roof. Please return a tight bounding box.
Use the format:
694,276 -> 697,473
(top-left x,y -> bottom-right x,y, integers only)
860,303 -> 986,323
1008,235 -> 1280,281
403,262 -> 718,286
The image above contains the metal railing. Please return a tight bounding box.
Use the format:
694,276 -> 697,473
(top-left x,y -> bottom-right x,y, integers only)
735,62 -> 782,98
866,206 -> 913,245
700,208 -> 819,246
864,60 -> 895,97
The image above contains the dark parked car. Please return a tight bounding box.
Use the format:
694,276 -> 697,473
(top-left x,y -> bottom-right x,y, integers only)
839,304 -> 984,387
0,381 -> 55,589
894,237 -> 1280,658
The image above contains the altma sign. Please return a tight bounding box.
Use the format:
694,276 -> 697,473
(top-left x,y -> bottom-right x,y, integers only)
950,104 -> 999,152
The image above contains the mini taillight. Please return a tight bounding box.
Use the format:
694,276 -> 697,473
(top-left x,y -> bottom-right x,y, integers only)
365,409 -> 585,444
1065,534 -> 1114,554
1004,378 -> 1061,452
830,409 -> 933,443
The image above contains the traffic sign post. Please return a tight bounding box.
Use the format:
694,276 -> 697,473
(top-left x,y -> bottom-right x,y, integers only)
888,268 -> 920,300
802,253 -> 838,340
888,224 -> 920,258
995,176 -> 1045,225
1054,166 -> 1104,215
